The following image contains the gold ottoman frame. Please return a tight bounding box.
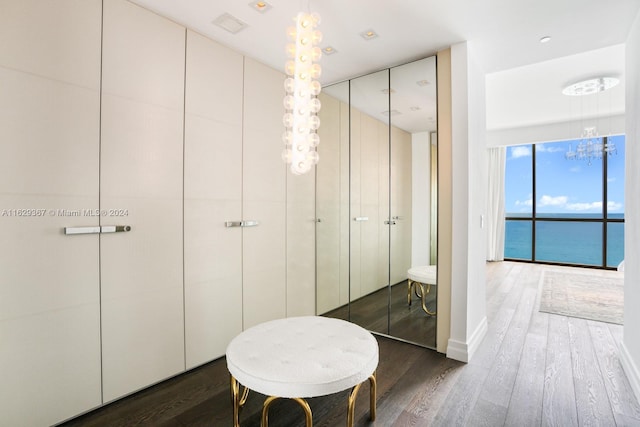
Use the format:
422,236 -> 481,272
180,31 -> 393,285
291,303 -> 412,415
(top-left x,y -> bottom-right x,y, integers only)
230,371 -> 377,427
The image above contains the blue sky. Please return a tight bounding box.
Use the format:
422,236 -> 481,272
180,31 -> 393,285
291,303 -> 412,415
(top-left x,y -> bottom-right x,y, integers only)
505,136 -> 625,215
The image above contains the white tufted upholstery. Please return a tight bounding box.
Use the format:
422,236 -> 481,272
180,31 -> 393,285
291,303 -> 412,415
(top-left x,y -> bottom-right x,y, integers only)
226,316 -> 379,398
407,265 -> 437,284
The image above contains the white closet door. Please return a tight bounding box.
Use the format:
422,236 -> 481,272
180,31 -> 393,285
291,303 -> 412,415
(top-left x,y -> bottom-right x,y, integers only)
242,58 -> 286,329
286,145 -> 316,317
390,126 -> 413,284
378,120 -> 391,289
349,108 -> 362,301
184,31 -> 243,368
100,0 -> 185,402
0,1 -> 102,425
360,113 -> 382,296
316,93 -> 341,314
339,101 -> 351,305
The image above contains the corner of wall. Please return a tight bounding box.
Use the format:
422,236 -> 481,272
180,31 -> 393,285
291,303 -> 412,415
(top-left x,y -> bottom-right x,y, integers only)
619,341 -> 640,404
446,316 -> 487,362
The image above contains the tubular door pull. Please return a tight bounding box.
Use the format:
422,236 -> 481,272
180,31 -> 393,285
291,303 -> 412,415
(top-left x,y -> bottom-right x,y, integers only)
64,226 -> 101,235
353,217 -> 369,222
225,220 -> 259,228
64,225 -> 131,235
100,225 -> 132,233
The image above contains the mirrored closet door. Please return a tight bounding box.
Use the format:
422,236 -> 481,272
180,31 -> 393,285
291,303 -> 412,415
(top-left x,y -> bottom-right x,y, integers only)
316,56 -> 438,348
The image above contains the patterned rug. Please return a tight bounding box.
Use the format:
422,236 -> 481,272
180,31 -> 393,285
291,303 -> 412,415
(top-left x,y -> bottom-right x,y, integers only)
539,270 -> 624,325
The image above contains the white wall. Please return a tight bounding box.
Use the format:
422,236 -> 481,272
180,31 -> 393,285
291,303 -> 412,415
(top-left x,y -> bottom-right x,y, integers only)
620,8 -> 640,403
412,131 -> 431,266
446,42 -> 488,362
486,114 -> 626,148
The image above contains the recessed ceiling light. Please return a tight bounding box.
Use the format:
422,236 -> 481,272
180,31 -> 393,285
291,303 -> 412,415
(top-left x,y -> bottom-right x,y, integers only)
249,1 -> 272,13
410,106 -> 421,111
539,36 -> 551,43
381,88 -> 396,94
212,13 -> 248,34
562,77 -> 620,96
381,109 -> 401,116
416,79 -> 430,86
360,29 -> 378,40
322,46 -> 337,55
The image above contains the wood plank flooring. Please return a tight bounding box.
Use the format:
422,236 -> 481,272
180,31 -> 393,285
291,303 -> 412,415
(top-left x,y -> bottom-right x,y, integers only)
59,262 -> 640,426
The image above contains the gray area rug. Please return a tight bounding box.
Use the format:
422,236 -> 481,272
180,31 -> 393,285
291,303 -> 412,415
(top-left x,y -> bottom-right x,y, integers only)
539,270 -> 624,325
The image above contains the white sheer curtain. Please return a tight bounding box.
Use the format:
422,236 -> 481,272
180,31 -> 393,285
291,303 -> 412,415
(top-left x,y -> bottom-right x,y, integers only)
487,146 -> 506,261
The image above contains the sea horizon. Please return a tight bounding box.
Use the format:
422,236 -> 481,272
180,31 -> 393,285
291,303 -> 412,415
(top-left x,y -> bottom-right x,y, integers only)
504,212 -> 624,267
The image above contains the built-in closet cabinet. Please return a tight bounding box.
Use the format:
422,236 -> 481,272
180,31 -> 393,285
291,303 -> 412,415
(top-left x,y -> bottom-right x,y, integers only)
183,30 -> 244,369
0,1 -> 103,425
1,1 -> 314,424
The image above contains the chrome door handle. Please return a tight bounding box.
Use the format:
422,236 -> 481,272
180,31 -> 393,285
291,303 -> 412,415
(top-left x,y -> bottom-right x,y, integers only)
64,226 -> 101,235
384,220 -> 397,225
100,225 -> 132,233
353,217 -> 369,222
225,220 -> 259,228
64,225 -> 131,235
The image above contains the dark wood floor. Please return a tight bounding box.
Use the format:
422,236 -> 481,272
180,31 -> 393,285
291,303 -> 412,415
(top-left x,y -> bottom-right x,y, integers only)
60,262 -> 640,426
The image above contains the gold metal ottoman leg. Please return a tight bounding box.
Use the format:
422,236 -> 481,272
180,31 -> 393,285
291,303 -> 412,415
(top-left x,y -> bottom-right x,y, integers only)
369,371 -> 377,421
262,396 -> 312,427
420,283 -> 437,316
347,371 -> 377,427
230,375 -> 249,427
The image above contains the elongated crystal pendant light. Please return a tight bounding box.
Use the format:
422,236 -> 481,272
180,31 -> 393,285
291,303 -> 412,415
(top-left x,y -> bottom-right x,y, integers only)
282,12 -> 322,175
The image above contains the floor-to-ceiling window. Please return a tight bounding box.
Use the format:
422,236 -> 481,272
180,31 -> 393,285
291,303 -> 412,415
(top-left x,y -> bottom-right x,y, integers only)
504,136 -> 625,269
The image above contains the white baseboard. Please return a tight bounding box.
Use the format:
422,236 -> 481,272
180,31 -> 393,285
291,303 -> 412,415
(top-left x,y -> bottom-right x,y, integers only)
619,340 -> 640,404
446,316 -> 488,363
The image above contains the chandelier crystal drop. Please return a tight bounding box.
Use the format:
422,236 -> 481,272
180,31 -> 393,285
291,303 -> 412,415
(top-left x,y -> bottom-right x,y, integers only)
282,12 -> 322,175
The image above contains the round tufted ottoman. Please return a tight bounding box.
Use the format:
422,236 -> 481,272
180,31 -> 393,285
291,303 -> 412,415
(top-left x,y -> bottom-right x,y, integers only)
407,265 -> 437,315
226,316 -> 378,427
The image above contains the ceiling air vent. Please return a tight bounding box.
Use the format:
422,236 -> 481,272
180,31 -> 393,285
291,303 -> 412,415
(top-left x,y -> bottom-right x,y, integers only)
212,13 -> 248,34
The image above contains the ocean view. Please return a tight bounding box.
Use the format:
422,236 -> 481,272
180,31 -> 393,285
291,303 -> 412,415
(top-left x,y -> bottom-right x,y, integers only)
505,213 -> 624,268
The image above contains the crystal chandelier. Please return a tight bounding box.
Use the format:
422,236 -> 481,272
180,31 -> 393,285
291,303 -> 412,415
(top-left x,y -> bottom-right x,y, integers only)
282,12 -> 322,175
563,77 -> 619,165
565,128 -> 617,165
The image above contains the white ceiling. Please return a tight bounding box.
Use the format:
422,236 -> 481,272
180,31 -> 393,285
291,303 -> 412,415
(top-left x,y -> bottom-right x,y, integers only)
486,44 -> 626,131
128,0 -> 640,132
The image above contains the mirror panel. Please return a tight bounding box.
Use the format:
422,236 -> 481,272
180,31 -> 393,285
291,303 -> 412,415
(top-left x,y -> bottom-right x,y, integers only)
315,56 -> 437,348
389,57 -> 438,347
316,81 -> 349,320
348,69 -> 390,334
